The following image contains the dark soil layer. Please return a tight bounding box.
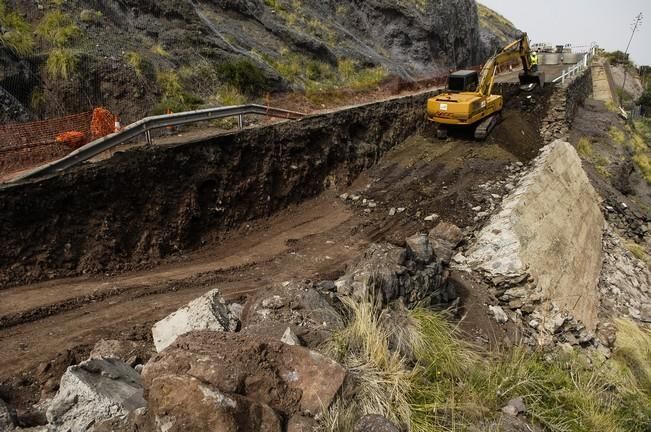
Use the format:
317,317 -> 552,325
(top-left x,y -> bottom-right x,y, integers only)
0,92 -> 435,288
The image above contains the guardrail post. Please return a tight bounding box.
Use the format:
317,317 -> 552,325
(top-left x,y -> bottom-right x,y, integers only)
238,114 -> 244,130
145,130 -> 152,145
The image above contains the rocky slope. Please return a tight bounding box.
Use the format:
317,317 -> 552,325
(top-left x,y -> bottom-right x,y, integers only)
0,0 -> 519,122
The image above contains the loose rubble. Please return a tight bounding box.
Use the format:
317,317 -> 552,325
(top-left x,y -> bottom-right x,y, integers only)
598,225 -> 651,322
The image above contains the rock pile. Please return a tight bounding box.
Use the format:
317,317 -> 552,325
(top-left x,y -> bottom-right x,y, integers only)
540,69 -> 591,144
598,224 -> 651,322
602,198 -> 650,242
240,280 -> 344,347
23,227 -> 465,431
335,229 -> 459,307
141,331 -> 346,431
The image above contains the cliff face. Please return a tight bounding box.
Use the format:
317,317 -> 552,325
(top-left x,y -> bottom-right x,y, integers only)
0,0 -> 519,121
477,3 -> 522,56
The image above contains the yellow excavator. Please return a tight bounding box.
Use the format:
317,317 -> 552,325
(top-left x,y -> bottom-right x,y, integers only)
427,33 -> 545,140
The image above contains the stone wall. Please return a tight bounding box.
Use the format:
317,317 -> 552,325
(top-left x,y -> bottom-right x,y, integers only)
467,140 -> 604,331
540,69 -> 592,144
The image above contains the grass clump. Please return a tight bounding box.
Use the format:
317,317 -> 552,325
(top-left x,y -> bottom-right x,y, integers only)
0,0 -> 34,55
322,299 -> 416,430
36,10 -> 81,48
576,137 -> 593,158
150,43 -> 169,58
125,51 -> 144,77
323,293 -> 651,432
214,85 -> 246,106
609,126 -> 626,146
625,242 -> 651,267
46,47 -> 78,80
79,9 -> 102,24
154,70 -> 203,114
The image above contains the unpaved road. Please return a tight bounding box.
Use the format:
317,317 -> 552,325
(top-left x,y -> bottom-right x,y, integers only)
0,89 -> 549,410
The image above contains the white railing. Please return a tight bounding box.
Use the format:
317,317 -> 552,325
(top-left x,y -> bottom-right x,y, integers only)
552,45 -> 599,86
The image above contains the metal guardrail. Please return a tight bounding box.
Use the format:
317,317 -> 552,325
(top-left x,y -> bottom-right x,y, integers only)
10,104 -> 305,183
552,45 -> 599,86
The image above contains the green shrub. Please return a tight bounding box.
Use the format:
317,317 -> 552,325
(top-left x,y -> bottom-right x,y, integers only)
605,50 -> 632,67
46,47 -> 78,79
79,9 -> 102,24
264,0 -> 283,10
0,0 -> 34,55
150,43 -> 169,58
216,58 -> 269,96
37,10 -> 81,47
214,85 -> 246,106
125,51 -> 144,77
154,70 -> 203,114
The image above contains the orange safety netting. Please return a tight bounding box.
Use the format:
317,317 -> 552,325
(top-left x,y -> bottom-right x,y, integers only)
55,131 -> 87,149
90,107 -> 116,140
0,107 -> 116,176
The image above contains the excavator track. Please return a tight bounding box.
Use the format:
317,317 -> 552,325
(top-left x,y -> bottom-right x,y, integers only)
474,112 -> 502,140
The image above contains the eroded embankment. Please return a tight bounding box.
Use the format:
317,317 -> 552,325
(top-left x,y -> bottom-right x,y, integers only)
0,93 -> 435,288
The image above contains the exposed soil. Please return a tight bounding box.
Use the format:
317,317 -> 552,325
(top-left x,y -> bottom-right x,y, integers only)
0,84 -> 556,423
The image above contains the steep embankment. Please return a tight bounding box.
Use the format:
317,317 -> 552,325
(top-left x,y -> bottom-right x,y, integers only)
0,0 -> 517,122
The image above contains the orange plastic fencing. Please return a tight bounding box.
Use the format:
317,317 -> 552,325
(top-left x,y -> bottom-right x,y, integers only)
0,108 -> 117,178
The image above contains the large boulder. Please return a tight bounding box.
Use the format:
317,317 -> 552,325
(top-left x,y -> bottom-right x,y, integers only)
152,288 -> 239,352
143,331 -> 346,418
146,375 -> 281,432
46,358 -> 146,432
467,141 -> 604,330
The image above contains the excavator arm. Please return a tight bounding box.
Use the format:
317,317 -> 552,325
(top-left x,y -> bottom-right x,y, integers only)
477,33 -> 544,96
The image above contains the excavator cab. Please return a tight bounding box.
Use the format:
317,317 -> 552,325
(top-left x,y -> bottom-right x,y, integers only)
447,70 -> 479,93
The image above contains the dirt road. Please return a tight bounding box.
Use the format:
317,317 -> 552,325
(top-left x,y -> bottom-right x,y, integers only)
0,90 -> 548,410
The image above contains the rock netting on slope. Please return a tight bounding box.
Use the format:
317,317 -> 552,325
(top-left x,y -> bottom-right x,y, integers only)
465,140 -> 604,333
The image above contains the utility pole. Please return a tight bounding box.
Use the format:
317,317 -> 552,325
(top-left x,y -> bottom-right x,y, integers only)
619,12 -> 643,107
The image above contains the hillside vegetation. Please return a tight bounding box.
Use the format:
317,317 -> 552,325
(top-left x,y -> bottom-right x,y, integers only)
0,0 -> 519,122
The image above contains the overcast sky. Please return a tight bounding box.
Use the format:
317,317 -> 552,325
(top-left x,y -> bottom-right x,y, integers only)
479,0 -> 651,65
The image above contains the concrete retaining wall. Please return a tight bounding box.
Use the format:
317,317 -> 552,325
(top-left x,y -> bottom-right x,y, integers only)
468,140 -> 604,329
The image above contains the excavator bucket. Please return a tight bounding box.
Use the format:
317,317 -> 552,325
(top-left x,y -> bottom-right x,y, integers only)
519,70 -> 546,91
